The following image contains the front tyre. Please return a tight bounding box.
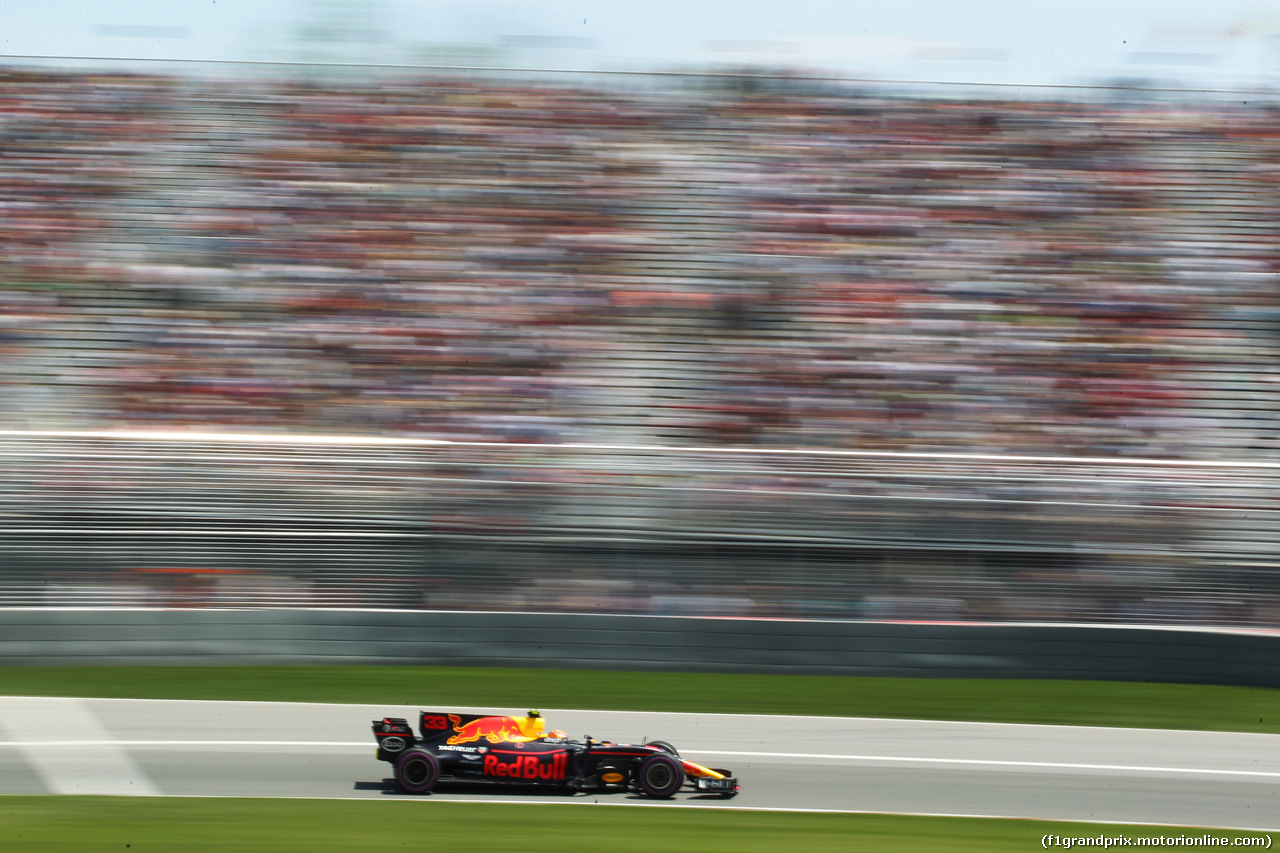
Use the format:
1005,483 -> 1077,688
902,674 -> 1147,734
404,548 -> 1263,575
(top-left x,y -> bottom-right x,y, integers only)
394,749 -> 440,794
635,753 -> 684,799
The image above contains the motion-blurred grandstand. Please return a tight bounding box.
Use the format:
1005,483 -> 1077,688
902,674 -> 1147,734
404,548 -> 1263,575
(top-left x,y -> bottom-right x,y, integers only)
1,65 -> 1278,624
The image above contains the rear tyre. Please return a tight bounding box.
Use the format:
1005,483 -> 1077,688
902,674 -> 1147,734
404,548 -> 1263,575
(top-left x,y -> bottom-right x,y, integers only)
394,749 -> 440,794
635,753 -> 684,799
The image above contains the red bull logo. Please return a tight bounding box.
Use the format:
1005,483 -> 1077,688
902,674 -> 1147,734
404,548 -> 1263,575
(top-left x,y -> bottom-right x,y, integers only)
447,715 -> 530,745
483,752 -> 568,781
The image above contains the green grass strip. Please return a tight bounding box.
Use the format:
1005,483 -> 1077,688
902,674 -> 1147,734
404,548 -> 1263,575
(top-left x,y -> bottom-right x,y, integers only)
0,798 -> 1271,853
2,665 -> 1279,733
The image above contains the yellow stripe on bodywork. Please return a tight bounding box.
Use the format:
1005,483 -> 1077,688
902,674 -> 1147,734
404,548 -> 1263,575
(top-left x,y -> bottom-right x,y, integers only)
680,760 -> 726,780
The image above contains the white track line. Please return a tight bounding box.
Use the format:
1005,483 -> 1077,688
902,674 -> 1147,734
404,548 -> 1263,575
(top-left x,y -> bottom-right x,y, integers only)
688,750 -> 1280,779
286,795 -> 1280,833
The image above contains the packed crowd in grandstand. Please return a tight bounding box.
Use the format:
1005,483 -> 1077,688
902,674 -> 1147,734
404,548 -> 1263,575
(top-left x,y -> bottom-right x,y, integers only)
2,67 -> 1277,456
2,66 -> 1278,623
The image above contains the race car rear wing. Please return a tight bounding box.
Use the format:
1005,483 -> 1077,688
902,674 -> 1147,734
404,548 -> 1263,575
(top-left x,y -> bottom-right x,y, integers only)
371,716 -> 415,760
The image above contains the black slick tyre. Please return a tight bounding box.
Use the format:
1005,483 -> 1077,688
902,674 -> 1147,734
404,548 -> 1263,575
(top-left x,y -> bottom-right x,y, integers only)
394,749 -> 440,794
635,753 -> 684,799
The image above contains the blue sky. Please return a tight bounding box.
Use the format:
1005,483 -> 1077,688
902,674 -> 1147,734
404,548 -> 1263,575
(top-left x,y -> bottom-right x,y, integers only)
4,0 -> 1280,89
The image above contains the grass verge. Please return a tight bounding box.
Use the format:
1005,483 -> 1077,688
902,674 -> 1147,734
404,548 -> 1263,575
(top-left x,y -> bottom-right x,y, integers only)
1,665 -> 1278,733
0,797 -> 1272,853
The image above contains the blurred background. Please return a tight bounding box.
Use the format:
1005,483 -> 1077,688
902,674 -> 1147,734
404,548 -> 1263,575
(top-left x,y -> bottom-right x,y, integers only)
2,1 -> 1280,624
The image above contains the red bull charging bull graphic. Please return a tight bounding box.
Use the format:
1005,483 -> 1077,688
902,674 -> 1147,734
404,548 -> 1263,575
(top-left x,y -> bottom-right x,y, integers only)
446,714 -> 537,745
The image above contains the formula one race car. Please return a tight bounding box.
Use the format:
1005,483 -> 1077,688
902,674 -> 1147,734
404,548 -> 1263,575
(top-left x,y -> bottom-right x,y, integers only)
372,709 -> 739,798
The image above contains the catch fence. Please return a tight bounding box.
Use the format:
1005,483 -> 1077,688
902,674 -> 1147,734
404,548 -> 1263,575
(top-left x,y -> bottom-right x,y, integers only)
2,430 -> 1277,626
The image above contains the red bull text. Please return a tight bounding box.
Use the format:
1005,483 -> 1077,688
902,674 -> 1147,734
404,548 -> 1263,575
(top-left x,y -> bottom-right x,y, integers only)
483,752 -> 568,781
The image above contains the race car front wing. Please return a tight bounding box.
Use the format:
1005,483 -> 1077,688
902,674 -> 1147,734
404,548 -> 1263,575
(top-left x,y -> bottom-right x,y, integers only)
693,775 -> 740,794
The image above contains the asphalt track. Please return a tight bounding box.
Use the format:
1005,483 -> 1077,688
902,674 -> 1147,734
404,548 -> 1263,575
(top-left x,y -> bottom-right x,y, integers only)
0,697 -> 1277,831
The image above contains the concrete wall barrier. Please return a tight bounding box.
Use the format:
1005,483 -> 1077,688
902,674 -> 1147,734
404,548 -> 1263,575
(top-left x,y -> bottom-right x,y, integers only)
2,609 -> 1277,688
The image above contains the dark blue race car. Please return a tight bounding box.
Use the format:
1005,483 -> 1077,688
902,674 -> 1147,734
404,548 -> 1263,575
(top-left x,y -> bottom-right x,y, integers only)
372,709 -> 739,799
